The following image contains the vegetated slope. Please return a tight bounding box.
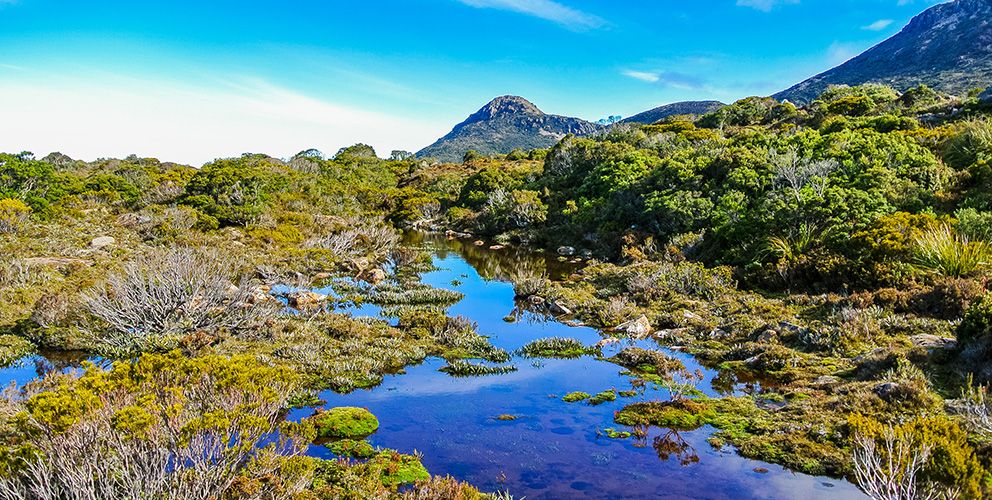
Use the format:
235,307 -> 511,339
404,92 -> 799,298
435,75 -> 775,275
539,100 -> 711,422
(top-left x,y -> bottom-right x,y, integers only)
416,95 -> 600,162
776,0 -> 992,104
621,101 -> 726,124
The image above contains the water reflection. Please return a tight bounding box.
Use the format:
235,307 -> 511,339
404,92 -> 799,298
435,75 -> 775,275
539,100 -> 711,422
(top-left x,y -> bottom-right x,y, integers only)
301,234 -> 865,500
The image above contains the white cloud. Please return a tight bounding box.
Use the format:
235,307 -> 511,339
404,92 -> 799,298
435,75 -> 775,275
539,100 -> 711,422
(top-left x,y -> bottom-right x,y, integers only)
622,70 -> 660,83
862,19 -> 894,31
826,41 -> 862,65
0,75 -> 445,165
736,0 -> 799,12
455,0 -> 605,30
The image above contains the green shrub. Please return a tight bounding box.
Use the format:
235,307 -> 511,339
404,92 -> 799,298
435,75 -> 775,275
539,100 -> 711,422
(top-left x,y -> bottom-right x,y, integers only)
0,198 -> 31,234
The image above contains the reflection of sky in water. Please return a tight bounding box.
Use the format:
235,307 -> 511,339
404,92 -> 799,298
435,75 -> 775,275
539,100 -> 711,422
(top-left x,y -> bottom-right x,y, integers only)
292,240 -> 866,500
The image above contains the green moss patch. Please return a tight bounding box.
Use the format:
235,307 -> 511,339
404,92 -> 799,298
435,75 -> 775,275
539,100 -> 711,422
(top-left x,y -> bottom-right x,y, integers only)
614,400 -> 715,431
562,391 -> 591,403
325,439 -> 376,459
367,450 -> 430,487
312,407 -> 380,439
589,390 -> 617,406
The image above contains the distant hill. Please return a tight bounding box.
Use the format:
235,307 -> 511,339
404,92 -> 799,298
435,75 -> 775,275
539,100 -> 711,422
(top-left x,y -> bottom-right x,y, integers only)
621,101 -> 726,124
416,96 -> 600,162
776,0 -> 992,104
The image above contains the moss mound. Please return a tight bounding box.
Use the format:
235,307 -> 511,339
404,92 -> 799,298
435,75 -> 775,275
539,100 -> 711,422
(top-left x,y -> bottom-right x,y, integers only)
367,450 -> 431,487
562,391 -> 591,403
588,390 -> 617,406
326,439 -> 376,459
614,400 -> 715,430
312,407 -> 380,439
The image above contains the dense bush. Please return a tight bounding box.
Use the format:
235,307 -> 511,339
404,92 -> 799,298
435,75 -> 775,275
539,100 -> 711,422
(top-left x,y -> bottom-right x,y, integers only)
0,352 -> 312,499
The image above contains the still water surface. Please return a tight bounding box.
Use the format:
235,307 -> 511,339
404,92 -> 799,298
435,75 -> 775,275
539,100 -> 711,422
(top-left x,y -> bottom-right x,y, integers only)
293,235 -> 866,500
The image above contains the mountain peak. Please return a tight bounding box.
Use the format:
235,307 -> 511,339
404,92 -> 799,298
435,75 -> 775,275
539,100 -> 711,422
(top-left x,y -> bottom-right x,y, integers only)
467,95 -> 544,123
417,96 -> 598,162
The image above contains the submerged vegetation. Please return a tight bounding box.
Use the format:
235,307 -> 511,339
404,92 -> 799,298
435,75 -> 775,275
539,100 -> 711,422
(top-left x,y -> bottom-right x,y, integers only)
0,82 -> 991,496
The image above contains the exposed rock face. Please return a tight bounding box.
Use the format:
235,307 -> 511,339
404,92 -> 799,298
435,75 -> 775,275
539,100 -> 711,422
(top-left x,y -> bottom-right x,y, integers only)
981,86 -> 992,103
621,101 -> 726,125
776,0 -> 992,104
416,96 -> 600,163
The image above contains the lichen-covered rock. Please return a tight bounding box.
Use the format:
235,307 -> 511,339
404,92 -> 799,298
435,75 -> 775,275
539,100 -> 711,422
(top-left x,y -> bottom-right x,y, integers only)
90,236 -> 116,249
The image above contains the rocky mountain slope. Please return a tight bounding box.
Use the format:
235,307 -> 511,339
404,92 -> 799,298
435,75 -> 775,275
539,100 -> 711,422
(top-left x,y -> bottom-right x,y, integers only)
416,96 -> 599,162
621,101 -> 726,124
776,0 -> 992,104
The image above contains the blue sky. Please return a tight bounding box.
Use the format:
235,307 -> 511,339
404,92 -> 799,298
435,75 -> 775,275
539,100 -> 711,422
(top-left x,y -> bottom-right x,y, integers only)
0,0 -> 944,164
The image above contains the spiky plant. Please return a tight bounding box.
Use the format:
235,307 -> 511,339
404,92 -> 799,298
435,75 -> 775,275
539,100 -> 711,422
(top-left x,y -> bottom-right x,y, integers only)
912,225 -> 992,278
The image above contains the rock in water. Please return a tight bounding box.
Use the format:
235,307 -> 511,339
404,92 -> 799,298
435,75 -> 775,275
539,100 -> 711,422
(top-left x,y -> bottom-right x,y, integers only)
980,87 -> 992,104
616,315 -> 652,337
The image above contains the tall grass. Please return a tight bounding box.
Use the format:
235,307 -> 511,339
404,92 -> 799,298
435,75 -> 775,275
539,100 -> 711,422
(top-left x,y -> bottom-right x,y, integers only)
945,118 -> 992,169
912,225 -> 992,278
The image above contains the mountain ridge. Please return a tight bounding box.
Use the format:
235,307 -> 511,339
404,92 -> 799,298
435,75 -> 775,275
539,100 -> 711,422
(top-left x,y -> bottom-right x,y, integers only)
775,0 -> 992,103
621,101 -> 726,125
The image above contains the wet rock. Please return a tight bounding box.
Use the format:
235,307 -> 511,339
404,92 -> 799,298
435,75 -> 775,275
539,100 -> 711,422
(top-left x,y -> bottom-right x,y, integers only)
361,268 -> 387,284
615,315 -> 652,337
981,86 -> 992,105
595,338 -> 620,348
557,246 -> 576,256
90,236 -> 116,249
549,301 -> 572,316
287,291 -> 328,309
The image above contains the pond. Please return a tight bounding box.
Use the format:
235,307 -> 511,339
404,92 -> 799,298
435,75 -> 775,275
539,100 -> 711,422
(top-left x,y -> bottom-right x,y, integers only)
290,234 -> 866,500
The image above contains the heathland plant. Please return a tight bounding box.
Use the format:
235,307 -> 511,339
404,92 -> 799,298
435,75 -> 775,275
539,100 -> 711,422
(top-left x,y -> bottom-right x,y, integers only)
912,225 -> 992,278
0,352 -> 313,500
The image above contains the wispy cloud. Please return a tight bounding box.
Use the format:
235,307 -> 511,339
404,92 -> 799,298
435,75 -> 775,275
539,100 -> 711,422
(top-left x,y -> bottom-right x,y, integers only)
621,69 -> 707,91
622,70 -> 660,83
455,0 -> 605,30
736,0 -> 799,12
826,41 -> 862,65
862,19 -> 893,31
